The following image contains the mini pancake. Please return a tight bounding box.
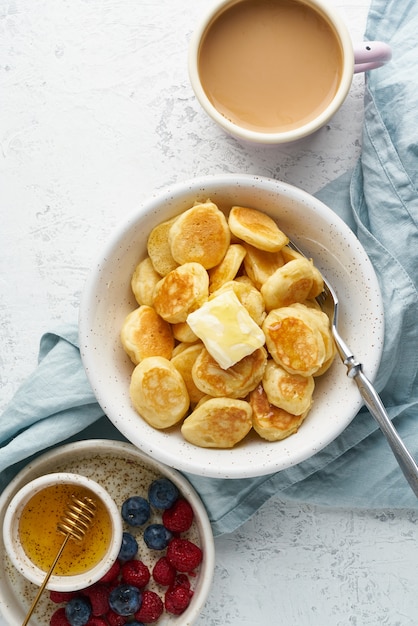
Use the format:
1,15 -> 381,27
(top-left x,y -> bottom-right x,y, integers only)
293,305 -> 336,377
153,261 -> 209,323
121,306 -> 174,365
312,347 -> 337,377
131,257 -> 161,306
171,343 -> 206,405
171,342 -> 191,358
281,245 -> 303,263
260,257 -> 315,311
228,206 -> 289,252
281,246 -> 324,298
262,306 -> 326,376
172,320 -> 199,343
130,356 -> 189,429
181,397 -> 253,448
291,303 -> 335,365
242,243 -> 285,289
308,264 -> 324,298
192,346 -> 267,398
168,200 -> 230,269
262,360 -> 314,415
249,384 -> 309,441
208,243 -> 246,292
211,279 -> 266,326
147,216 -> 179,276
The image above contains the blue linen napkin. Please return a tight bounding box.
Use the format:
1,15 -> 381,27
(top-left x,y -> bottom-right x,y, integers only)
1,0 -> 417,536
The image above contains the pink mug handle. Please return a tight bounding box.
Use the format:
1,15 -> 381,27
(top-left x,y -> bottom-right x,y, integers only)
353,41 -> 392,73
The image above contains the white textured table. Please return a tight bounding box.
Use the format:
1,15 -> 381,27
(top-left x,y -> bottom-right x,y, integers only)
1,1 -> 417,624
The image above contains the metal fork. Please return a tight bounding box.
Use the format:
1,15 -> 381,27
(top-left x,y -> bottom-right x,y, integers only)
292,242 -> 418,498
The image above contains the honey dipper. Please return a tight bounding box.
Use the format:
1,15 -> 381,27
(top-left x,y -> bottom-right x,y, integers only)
22,493 -> 96,626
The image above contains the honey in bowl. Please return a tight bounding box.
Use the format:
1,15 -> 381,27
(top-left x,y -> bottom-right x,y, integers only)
18,482 -> 113,576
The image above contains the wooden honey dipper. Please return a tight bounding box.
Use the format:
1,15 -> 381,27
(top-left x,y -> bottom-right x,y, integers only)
22,493 -> 96,626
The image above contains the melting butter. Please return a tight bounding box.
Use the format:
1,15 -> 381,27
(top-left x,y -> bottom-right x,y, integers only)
187,290 -> 265,369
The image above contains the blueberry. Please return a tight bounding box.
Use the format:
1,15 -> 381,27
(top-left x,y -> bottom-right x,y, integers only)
148,477 -> 179,509
109,584 -> 142,616
121,496 -> 151,526
143,523 -> 173,550
130,623 -> 145,626
65,596 -> 91,626
118,531 -> 138,562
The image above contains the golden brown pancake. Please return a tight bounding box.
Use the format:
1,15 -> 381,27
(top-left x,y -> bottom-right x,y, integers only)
242,243 -> 285,289
263,306 -> 326,376
260,257 -> 315,311
130,356 -> 189,428
281,246 -> 324,298
192,346 -> 267,398
168,200 -> 230,269
228,206 -> 289,252
291,303 -> 335,364
172,320 -> 199,343
153,261 -> 209,323
131,257 -> 161,306
171,343 -> 206,405
262,360 -> 314,414
121,306 -> 174,364
147,216 -> 179,276
249,384 -> 308,441
181,397 -> 253,448
208,243 -> 246,292
308,264 -> 324,298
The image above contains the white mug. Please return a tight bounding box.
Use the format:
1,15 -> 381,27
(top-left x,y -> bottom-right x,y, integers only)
188,0 -> 391,144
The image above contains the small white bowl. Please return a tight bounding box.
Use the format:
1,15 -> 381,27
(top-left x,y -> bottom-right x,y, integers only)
3,472 -> 123,592
0,440 -> 215,625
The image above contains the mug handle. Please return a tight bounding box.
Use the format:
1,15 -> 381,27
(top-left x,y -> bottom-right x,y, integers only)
353,41 -> 392,73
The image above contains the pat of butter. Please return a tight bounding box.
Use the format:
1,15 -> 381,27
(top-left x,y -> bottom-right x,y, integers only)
187,290 -> 265,369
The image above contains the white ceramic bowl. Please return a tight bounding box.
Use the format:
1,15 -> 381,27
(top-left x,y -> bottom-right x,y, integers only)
2,472 -> 122,592
79,174 -> 384,478
0,440 -> 215,625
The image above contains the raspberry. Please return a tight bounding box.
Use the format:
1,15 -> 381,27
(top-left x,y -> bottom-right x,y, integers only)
98,559 -> 121,584
83,584 -> 109,616
172,573 -> 191,590
105,609 -> 126,626
134,590 -> 164,623
50,607 -> 71,626
162,498 -> 194,533
85,618 -> 107,626
121,560 -> 150,588
50,590 -> 77,604
164,586 -> 193,616
166,538 -> 203,572
152,557 -> 176,587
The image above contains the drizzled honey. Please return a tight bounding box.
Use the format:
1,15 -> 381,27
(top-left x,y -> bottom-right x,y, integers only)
18,483 -> 113,576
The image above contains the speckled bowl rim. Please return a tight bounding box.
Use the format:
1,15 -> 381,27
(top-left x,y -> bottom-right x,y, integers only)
0,439 -> 215,626
78,173 -> 384,478
3,471 -> 123,592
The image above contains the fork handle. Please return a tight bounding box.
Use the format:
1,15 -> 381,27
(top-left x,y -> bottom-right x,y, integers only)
346,358 -> 418,499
